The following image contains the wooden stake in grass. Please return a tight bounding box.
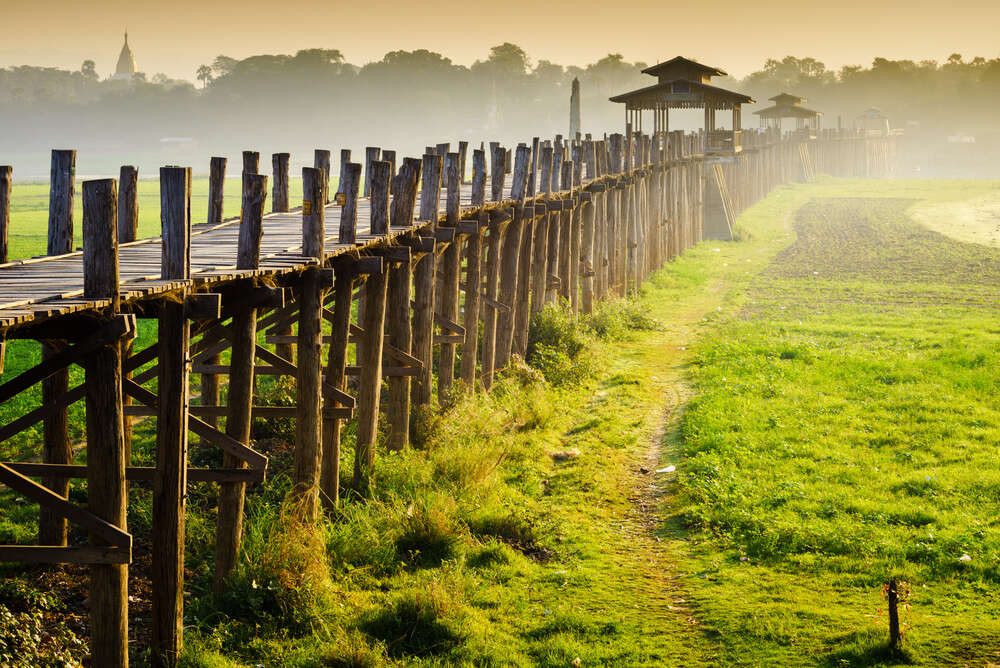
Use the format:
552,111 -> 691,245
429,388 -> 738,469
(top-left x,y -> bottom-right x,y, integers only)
887,578 -> 901,649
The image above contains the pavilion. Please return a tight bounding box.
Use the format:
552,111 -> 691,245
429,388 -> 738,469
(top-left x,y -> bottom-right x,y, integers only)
608,56 -> 754,154
753,93 -> 822,136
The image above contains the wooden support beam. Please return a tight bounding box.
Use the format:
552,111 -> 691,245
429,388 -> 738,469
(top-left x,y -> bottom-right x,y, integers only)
460,148 -> 486,393
152,166 -> 191,668
208,157 -> 226,223
272,153 -> 290,213
81,176 -> 129,667
321,268 -> 352,508
339,163 -> 360,244
314,150 -> 332,202
352,262 -> 387,495
385,252 -> 412,451
481,144 -> 506,390
369,160 -> 391,235
292,167 -> 326,520
214,171 -> 267,593
530,146 -> 553,317
411,153 -> 441,406
390,158 -> 421,228
437,152 -> 462,403
5,462 -> 263,485
495,145 -> 531,369
41,149 -> 75,548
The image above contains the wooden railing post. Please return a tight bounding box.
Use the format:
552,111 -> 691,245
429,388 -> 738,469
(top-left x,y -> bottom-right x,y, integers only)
364,147 -> 381,198
292,167 -> 326,520
369,160 -> 391,235
437,152 -> 461,403
411,153 -> 441,406
152,166 -> 192,668
214,173 -> 267,591
495,145 -> 530,369
314,149 -> 332,202
459,149 -> 486,392
82,177 -> 129,668
532,146 -> 552,314
40,149 -> 74,547
272,152 -> 290,212
0,165 -> 10,265
208,157 -> 226,223
117,166 -> 138,465
337,149 -> 351,196
480,144 -> 506,390
512,141 -> 537,357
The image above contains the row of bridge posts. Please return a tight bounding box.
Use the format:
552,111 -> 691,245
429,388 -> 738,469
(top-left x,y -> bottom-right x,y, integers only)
0,128 -> 898,665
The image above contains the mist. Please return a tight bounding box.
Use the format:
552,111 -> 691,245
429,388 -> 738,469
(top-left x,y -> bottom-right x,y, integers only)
2,45 -> 999,179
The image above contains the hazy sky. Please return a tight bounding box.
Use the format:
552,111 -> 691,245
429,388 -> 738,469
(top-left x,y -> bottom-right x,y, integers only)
4,0 -> 999,81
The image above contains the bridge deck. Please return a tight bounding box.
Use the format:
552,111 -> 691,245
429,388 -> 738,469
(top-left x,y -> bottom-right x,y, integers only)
0,177 -> 519,332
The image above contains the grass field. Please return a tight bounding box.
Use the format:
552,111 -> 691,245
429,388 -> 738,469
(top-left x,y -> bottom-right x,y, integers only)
0,177 -> 998,666
3,177 -> 305,261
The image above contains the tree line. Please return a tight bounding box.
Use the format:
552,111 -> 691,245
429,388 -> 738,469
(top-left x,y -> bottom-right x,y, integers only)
1,45 -> 997,173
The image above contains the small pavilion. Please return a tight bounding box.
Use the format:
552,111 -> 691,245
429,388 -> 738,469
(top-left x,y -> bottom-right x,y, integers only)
608,56 -> 754,154
753,93 -> 822,136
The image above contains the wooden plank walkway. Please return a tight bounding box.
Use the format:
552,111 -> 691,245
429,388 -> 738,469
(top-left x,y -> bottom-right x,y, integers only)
0,177 -> 518,331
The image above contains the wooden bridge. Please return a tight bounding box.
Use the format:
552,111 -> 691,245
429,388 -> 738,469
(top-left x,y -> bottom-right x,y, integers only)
0,127 -> 895,666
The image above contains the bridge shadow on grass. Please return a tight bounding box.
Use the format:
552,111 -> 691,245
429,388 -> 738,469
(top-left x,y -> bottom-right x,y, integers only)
819,631 -> 915,667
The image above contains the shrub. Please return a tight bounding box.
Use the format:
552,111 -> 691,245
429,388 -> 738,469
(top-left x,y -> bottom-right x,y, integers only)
361,585 -> 466,658
0,605 -> 84,667
251,376 -> 296,442
396,498 -> 462,567
582,298 -> 660,341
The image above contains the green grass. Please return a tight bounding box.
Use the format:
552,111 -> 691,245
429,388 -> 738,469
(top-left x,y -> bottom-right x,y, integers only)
4,176 -> 1000,666
4,176 -> 306,261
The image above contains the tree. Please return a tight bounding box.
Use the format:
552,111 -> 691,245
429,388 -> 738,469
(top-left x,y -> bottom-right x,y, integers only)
197,64 -> 213,89
80,60 -> 98,81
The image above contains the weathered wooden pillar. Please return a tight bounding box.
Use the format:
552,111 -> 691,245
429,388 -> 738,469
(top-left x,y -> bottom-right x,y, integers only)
272,152 -> 290,212
82,177 -> 129,668
209,157 -> 226,223
152,166 -> 192,668
369,160 -> 391,235
530,146 -> 552,316
511,141 -> 537,358
117,166 -> 138,464
214,173 -> 267,591
437,153 -> 461,403
458,141 -> 469,183
580,191 -> 595,314
337,149 -> 351,196
558,161 -> 573,304
292,167 -> 327,520
385,246 -> 412,449
459,149 -> 486,392
314,149 -> 332,202
0,165 -> 9,265
390,158 -> 421,229
411,154 -> 442,406
320,267 -> 352,507
495,145 -> 530,369
382,150 -> 397,180
364,147 -> 381,198
40,149 -> 74,547
480,146 -> 505,390
352,258 -> 387,495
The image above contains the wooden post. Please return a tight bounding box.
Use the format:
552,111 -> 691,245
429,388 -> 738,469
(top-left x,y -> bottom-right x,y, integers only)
214,173 -> 267,591
391,158 -> 421,228
481,146 -> 506,390
458,140 -> 469,183
292,167 -> 326,520
117,166 -> 138,465
208,157 -> 226,223
337,149 -> 351,196
411,154 -> 442,406
385,249 -> 412,450
272,152 -> 290,212
531,146 -> 552,315
82,177 -> 128,668
40,149 -> 74,547
495,145 -> 530,369
152,166 -> 192,668
382,150 -> 397,180
558,161 -> 573,304
117,166 -> 138,244
580,192 -> 595,314
0,165 -> 9,264
321,268 -> 352,507
887,578 -> 901,649
364,147 -> 381,198
352,260 -> 387,495
314,150 -> 332,202
339,163 -> 361,243
369,160 -> 391,235
437,153 -> 461,402
511,141 -> 537,357
460,149 -> 486,392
